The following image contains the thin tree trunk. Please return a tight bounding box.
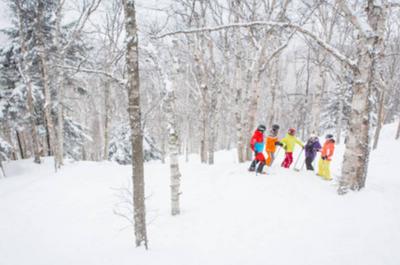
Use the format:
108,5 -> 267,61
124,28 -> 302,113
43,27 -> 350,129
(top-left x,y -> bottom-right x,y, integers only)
336,88 -> 344,144
55,6 -> 65,167
37,0 -> 58,170
15,0 -> 41,164
16,131 -> 25,159
396,118 -> 400,140
311,64 -> 325,135
268,61 -> 278,127
164,78 -> 182,216
103,79 -> 111,160
373,90 -> 385,149
3,120 -> 16,160
0,158 -> 5,178
200,113 -> 208,163
123,0 -> 148,249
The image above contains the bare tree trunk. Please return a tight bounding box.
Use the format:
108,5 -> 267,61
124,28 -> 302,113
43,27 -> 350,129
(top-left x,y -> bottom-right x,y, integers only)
55,5 -> 65,167
0,158 -> 5,178
396,118 -> 400,140
16,131 -> 26,159
164,78 -> 182,216
122,0 -> 148,249
268,60 -> 279,126
15,0 -> 41,164
2,120 -> 16,160
372,90 -> 385,149
103,79 -> 111,160
200,114 -> 208,163
37,0 -> 58,170
336,88 -> 344,144
338,0 -> 387,194
311,64 -> 325,135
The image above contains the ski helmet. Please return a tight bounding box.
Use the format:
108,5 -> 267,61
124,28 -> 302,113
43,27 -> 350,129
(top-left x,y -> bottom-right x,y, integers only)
325,134 -> 334,140
272,124 -> 280,131
257,124 -> 266,132
288,128 -> 296,135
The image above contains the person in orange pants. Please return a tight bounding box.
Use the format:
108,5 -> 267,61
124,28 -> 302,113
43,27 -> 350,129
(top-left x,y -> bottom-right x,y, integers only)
265,124 -> 282,166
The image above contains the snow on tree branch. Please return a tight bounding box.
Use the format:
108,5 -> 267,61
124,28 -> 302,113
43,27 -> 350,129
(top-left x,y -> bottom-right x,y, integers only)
336,0 -> 376,39
156,21 -> 357,69
57,65 -> 126,87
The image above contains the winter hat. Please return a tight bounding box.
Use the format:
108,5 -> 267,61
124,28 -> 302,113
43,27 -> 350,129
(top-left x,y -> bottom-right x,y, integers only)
257,124 -> 266,132
288,128 -> 296,135
309,134 -> 318,141
325,134 -> 334,140
272,124 -> 280,131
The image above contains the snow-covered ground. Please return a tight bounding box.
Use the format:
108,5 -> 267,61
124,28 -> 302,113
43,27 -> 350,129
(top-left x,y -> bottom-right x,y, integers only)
1,124 -> 399,265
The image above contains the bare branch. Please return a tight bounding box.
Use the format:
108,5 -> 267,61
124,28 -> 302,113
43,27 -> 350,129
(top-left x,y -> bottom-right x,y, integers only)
335,0 -> 376,38
57,65 -> 126,87
156,21 -> 357,69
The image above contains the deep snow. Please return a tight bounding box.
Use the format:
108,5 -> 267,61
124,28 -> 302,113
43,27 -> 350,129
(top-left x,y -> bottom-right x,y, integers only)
0,124 -> 399,265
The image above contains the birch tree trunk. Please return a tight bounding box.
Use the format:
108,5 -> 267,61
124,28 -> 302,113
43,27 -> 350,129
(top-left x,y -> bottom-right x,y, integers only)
55,2 -> 65,167
122,0 -> 148,249
311,63 -> 325,135
15,0 -> 41,164
37,0 -> 59,170
103,79 -> 111,160
338,0 -> 387,194
164,75 -> 182,216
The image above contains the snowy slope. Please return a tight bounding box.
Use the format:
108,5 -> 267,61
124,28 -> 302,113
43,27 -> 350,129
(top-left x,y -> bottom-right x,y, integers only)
0,124 -> 399,265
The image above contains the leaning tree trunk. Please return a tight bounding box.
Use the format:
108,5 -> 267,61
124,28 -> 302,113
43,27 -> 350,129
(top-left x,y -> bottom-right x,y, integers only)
122,0 -> 148,249
15,0 -> 41,164
338,0 -> 386,194
37,0 -> 59,170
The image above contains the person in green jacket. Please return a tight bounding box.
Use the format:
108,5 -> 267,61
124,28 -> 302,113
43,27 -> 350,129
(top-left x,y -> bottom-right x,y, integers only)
280,128 -> 304,168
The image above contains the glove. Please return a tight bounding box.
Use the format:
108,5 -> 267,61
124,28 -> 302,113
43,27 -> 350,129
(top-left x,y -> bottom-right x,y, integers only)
322,156 -> 327,160
275,141 -> 283,147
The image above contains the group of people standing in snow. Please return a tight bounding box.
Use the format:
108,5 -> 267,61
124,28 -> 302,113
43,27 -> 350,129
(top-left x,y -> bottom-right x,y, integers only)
249,124 -> 335,180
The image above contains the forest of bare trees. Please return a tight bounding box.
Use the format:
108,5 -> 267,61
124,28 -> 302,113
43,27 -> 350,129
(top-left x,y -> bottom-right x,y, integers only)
1,0 -> 400,247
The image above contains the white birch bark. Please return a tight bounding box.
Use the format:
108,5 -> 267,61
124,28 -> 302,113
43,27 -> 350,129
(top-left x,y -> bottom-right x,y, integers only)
338,0 -> 387,194
122,0 -> 148,249
164,72 -> 182,216
55,1 -> 65,166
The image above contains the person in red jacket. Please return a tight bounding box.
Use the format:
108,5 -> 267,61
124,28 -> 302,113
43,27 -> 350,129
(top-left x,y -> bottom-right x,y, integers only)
317,134 -> 335,180
249,125 -> 266,173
